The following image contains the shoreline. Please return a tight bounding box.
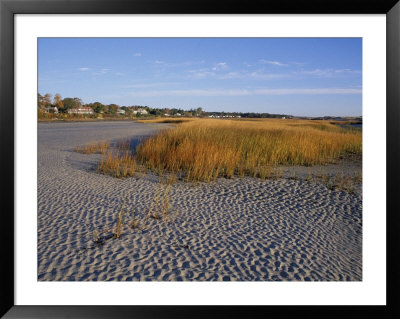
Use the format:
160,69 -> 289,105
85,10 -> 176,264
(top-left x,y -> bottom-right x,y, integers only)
38,118 -> 137,123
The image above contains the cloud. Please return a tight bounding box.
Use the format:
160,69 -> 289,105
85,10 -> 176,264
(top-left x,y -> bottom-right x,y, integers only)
93,68 -> 111,75
299,68 -> 361,77
254,88 -> 362,95
154,60 -> 205,67
249,70 -> 291,80
187,67 -> 291,80
133,53 -> 142,56
130,89 -> 249,97
212,62 -> 228,71
128,87 -> 361,97
122,82 -> 180,88
260,60 -> 288,67
79,67 -> 90,71
187,69 -> 216,78
183,64 -> 361,81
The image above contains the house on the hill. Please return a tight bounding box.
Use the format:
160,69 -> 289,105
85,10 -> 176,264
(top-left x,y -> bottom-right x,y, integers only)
132,108 -> 148,115
43,107 -> 58,114
67,107 -> 94,115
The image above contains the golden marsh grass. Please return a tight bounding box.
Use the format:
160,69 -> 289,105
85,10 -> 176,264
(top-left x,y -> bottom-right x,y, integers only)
97,150 -> 137,178
74,139 -> 136,178
135,118 -> 362,182
74,140 -> 110,154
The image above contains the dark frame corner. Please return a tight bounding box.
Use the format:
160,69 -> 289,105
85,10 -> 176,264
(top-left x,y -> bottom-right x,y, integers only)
1,0 -> 399,318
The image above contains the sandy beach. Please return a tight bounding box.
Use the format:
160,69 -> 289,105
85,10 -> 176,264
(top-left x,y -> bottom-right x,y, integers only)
38,121 -> 362,281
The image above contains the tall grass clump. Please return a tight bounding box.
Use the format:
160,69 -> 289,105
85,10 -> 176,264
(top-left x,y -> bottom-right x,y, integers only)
96,138 -> 138,178
74,140 -> 110,154
98,150 -> 136,178
114,138 -> 132,151
135,118 -> 362,182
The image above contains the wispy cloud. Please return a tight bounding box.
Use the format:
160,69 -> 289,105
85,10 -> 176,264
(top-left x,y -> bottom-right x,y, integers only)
260,59 -> 288,66
93,68 -> 111,75
187,69 -> 216,79
133,52 -> 142,57
153,60 -> 205,68
249,70 -> 291,80
128,87 -> 361,97
187,67 -> 291,80
299,68 -> 361,77
186,65 -> 360,81
212,62 -> 228,71
122,82 -> 180,88
130,89 -> 248,97
254,88 -> 362,95
79,67 -> 90,71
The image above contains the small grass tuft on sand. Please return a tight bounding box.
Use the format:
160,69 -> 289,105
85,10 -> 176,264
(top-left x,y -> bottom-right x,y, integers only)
114,197 -> 126,239
146,185 -> 172,222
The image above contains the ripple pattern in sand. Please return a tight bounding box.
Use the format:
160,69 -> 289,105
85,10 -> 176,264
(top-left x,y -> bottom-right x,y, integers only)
38,121 -> 362,281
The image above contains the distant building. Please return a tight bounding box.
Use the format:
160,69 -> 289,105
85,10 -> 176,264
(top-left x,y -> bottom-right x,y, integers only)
132,108 -> 148,115
43,107 -> 58,114
117,109 -> 125,115
67,107 -> 94,114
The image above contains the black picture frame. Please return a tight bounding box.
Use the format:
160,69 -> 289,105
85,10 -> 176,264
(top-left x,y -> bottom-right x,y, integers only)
1,0 -> 399,318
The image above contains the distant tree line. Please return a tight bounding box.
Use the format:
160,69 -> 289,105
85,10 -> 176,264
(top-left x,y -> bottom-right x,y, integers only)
37,92 -> 291,119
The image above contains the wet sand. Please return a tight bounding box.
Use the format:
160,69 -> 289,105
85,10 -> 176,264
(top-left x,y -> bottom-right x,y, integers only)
38,121 -> 362,281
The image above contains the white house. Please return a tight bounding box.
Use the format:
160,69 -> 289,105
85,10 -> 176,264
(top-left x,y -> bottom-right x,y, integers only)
67,107 -> 94,114
117,109 -> 125,115
132,108 -> 148,115
44,106 -> 58,114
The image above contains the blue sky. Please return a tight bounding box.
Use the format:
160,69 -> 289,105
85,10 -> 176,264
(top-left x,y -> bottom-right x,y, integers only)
38,38 -> 362,117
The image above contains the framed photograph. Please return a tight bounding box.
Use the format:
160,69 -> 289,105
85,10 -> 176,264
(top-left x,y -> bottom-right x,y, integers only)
1,0 -> 399,318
